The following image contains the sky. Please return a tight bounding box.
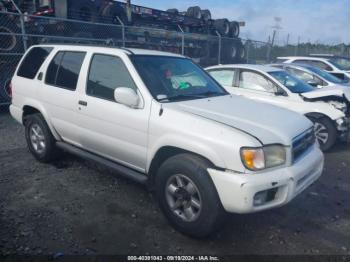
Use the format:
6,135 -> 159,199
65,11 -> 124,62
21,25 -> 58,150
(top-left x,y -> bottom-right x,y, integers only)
131,0 -> 350,45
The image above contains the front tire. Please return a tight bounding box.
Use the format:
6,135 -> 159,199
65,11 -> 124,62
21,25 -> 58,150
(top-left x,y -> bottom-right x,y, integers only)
308,116 -> 337,151
155,153 -> 225,238
24,114 -> 60,163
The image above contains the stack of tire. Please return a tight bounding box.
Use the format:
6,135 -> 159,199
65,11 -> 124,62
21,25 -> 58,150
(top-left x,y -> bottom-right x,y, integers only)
0,10 -> 23,104
168,6 -> 246,64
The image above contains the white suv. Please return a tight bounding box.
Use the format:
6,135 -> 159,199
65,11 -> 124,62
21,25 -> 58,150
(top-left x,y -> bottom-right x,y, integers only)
206,64 -> 350,151
10,45 -> 324,237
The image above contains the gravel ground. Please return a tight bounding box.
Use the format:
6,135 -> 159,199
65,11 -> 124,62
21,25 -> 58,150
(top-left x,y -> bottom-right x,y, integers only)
0,107 -> 349,256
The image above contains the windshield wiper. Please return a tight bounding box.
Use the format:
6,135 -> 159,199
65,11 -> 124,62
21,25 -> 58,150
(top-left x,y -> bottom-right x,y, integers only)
158,94 -> 205,102
198,91 -> 226,97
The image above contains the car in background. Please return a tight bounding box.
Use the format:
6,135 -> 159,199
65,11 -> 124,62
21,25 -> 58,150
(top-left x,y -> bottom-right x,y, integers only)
278,56 -> 350,81
206,64 -> 350,151
270,63 -> 350,89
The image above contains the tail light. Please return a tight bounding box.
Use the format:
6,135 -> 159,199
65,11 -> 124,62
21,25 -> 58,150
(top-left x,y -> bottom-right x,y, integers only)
5,80 -> 12,99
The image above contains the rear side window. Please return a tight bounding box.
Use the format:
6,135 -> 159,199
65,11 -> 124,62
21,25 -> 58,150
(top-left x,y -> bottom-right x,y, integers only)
46,51 -> 86,91
17,47 -> 53,79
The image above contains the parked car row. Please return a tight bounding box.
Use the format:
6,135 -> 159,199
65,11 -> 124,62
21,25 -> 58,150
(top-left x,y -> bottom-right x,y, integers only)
206,63 -> 350,151
8,45 -> 348,238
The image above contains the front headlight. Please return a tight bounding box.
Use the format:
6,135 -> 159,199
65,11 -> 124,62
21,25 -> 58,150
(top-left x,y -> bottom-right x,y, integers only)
240,145 -> 286,171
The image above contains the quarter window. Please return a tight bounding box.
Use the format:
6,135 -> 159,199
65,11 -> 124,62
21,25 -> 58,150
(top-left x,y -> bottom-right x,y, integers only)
17,47 -> 53,79
87,54 -> 137,101
45,51 -> 86,91
208,70 -> 235,87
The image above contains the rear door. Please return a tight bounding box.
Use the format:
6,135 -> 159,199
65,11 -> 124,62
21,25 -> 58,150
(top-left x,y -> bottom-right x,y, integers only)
39,50 -> 87,145
235,69 -> 291,108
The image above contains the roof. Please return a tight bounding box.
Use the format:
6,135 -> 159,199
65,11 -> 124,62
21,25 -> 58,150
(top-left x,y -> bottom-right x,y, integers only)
270,63 -> 316,73
277,56 -> 331,61
30,44 -> 184,58
206,64 -> 282,73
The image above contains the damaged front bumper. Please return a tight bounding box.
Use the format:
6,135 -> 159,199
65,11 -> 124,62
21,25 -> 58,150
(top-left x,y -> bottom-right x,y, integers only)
336,117 -> 350,142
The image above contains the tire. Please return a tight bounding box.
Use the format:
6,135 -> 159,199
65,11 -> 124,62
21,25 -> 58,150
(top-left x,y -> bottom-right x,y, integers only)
0,16 -> 23,53
186,6 -> 202,20
229,21 -> 240,38
214,19 -> 230,37
201,9 -> 211,22
24,114 -> 60,163
222,40 -> 245,63
155,153 -> 226,238
308,116 -> 337,151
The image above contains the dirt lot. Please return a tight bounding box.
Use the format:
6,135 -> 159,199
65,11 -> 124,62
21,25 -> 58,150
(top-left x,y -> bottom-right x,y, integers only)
0,107 -> 349,256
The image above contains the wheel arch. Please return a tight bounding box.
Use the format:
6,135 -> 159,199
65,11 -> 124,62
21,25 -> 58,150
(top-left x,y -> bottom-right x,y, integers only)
305,112 -> 334,122
22,103 -> 61,141
147,146 -> 217,188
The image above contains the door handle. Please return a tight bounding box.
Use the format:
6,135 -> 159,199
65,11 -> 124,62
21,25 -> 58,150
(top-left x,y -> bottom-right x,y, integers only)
78,100 -> 88,106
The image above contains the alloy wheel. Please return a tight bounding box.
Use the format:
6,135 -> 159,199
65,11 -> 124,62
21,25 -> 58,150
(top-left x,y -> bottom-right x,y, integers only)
165,174 -> 202,222
29,124 -> 46,154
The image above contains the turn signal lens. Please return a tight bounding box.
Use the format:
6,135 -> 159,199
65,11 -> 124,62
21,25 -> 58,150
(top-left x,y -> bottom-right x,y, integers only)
240,148 -> 265,171
240,145 -> 287,171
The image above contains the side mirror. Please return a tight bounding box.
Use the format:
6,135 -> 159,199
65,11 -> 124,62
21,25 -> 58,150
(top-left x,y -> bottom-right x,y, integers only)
307,80 -> 318,87
114,87 -> 140,108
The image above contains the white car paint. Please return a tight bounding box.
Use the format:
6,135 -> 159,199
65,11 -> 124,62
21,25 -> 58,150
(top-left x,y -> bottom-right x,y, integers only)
279,56 -> 350,80
10,45 -> 324,214
206,64 -> 350,148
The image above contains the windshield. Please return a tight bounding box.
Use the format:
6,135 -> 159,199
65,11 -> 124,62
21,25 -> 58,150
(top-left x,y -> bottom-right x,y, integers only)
269,71 -> 315,93
305,66 -> 344,84
328,58 -> 350,71
131,55 -> 227,102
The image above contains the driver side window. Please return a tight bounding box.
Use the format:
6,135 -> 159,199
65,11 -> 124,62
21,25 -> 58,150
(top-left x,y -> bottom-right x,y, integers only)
239,71 -> 277,93
87,54 -> 137,101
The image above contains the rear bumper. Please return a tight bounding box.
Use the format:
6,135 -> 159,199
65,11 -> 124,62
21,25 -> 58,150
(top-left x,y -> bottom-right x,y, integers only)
208,144 -> 324,214
9,104 -> 23,124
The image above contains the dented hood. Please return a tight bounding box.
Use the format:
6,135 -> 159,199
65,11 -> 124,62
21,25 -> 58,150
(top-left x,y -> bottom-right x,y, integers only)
301,86 -> 350,101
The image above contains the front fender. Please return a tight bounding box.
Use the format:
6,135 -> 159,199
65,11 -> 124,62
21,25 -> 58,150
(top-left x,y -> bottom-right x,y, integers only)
147,133 -> 226,172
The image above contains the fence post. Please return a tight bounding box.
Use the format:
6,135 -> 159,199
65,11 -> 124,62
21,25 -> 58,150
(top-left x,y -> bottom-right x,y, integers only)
215,31 -> 221,64
116,16 -> 125,47
246,40 -> 250,63
10,0 -> 27,51
178,25 -> 185,56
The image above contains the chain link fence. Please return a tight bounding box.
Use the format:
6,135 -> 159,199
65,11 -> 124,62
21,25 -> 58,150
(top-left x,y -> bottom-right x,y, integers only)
1,10 -> 350,104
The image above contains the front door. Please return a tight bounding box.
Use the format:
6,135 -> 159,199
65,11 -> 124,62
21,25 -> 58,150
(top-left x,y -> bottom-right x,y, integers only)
75,53 -> 149,172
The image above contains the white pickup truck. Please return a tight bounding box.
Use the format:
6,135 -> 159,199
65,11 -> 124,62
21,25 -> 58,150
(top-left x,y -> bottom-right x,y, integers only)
10,45 -> 324,237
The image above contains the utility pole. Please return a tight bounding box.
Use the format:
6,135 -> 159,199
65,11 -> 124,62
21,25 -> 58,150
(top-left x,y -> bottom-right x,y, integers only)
267,17 -> 282,62
286,33 -> 290,46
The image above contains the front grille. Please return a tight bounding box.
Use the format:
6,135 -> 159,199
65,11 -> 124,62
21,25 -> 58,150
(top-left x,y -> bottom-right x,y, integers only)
292,128 -> 315,163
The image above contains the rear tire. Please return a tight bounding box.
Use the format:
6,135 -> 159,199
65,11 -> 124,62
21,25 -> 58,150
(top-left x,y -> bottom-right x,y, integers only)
308,116 -> 337,151
155,153 -> 226,238
24,114 -> 60,163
